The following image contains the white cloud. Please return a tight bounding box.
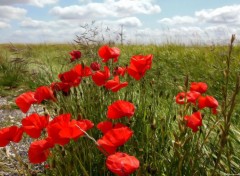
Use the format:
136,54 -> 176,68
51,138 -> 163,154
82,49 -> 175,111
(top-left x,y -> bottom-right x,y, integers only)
0,21 -> 11,29
10,27 -> 80,43
158,16 -> 197,26
195,4 -> 240,25
113,17 -> 142,27
18,17 -> 141,43
155,4 -> 240,44
0,0 -> 58,7
134,26 -> 238,45
204,25 -> 238,42
16,18 -> 93,43
135,27 -> 202,44
20,18 -> 77,29
50,5 -> 114,19
0,6 -> 27,22
110,0 -> 161,15
6,19 -> 240,45
2,2 -> 240,45
50,0 -> 161,19
79,0 -> 92,3
158,4 -> 240,27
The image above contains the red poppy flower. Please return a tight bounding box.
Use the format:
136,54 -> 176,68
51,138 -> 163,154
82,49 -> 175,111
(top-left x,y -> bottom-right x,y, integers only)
72,64 -> 92,77
69,50 -> 81,62
190,82 -> 208,94
187,91 -> 201,104
97,121 -> 113,134
90,62 -> 101,71
102,127 -> 133,147
28,139 -> 54,164
15,91 -> 37,113
127,54 -> 153,80
58,69 -> 81,87
176,92 -> 186,104
59,119 -> 94,141
79,119 -> 95,130
22,113 -> 49,138
98,45 -> 120,63
175,91 -> 200,105
34,86 -> 56,104
184,111 -> 202,132
106,152 -> 140,176
50,82 -> 72,93
47,114 -> 93,145
97,127 -> 133,155
107,100 -> 135,119
97,138 -> 117,155
114,66 -> 127,77
47,114 -> 72,146
105,76 -> 128,92
82,66 -> 92,77
97,121 -> 127,134
92,66 -> 110,86
198,95 -> 218,109
0,126 -> 24,147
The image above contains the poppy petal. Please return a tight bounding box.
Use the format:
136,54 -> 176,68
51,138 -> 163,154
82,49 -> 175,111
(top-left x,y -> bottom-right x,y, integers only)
98,45 -> 120,63
107,100 -> 135,119
190,82 -> 208,94
22,113 -> 49,138
15,91 -> 37,113
28,139 -> 53,164
106,152 -> 140,176
0,126 -> 23,147
184,111 -> 202,132
34,86 -> 56,103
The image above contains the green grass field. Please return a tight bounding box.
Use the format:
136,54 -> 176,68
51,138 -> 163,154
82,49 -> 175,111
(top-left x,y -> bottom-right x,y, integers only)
0,39 -> 240,175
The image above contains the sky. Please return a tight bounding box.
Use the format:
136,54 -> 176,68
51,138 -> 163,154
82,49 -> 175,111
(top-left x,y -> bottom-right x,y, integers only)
0,0 -> 240,44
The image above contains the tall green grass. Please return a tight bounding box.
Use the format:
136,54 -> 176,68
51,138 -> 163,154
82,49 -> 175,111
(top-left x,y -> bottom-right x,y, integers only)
0,37 -> 240,175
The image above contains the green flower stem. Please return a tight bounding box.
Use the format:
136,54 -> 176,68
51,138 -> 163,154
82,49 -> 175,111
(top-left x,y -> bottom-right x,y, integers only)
10,143 -> 31,176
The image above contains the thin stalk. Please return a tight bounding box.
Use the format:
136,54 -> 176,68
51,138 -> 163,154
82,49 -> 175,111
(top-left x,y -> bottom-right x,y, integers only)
213,34 -> 239,175
10,143 -> 31,176
75,125 -> 97,144
75,156 -> 90,176
75,124 -> 109,156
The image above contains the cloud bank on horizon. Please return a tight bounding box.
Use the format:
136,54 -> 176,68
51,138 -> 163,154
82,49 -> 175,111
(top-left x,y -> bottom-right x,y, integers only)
0,0 -> 239,44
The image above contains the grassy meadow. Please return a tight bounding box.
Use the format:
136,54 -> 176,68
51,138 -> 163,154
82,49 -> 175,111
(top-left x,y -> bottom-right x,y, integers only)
0,38 -> 240,175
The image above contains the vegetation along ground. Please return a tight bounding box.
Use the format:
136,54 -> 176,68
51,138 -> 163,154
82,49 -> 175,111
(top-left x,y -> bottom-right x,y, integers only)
0,35 -> 240,175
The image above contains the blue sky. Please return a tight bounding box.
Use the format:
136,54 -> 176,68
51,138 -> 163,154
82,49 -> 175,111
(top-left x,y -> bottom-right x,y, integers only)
0,0 -> 239,44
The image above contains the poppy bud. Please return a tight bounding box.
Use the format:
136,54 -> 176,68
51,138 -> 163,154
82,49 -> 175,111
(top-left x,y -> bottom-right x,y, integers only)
90,62 -> 101,71
69,50 -> 81,62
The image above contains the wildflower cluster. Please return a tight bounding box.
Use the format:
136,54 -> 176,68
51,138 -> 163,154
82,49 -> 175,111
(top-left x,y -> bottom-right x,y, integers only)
0,45 -> 153,175
175,82 -> 218,132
